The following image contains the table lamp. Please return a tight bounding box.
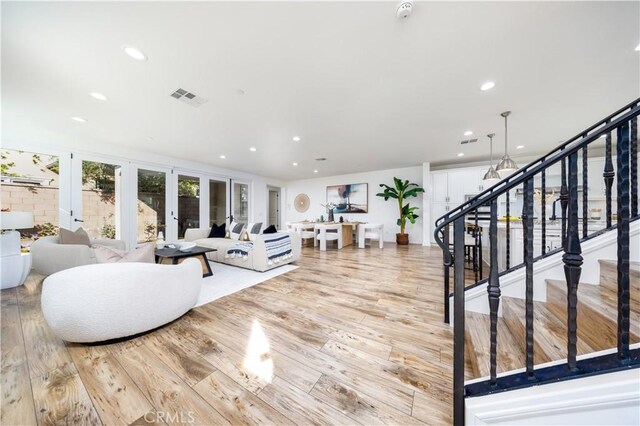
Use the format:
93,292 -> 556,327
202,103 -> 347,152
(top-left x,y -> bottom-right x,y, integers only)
1,211 -> 34,255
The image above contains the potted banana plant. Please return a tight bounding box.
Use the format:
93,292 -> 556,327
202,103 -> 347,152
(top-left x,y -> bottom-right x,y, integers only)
376,177 -> 425,245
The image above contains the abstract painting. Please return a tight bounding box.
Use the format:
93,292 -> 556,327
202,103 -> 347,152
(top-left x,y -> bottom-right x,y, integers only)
326,183 -> 368,213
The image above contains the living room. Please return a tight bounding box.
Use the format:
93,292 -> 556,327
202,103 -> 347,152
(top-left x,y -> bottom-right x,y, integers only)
2,1 -> 639,425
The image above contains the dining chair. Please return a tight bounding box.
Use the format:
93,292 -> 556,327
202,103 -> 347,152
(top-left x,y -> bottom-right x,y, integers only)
358,223 -> 384,248
315,223 -> 342,251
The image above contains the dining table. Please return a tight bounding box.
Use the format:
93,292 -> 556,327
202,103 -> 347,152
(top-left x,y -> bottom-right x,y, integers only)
293,221 -> 365,248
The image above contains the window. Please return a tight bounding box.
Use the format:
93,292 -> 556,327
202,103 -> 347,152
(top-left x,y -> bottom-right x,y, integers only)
0,149 -> 59,247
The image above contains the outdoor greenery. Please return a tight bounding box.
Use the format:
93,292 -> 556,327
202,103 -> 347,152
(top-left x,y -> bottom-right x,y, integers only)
376,177 -> 425,235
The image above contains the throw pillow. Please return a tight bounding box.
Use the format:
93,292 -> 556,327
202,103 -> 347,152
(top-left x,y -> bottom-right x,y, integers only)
246,222 -> 263,242
263,225 -> 277,234
93,243 -> 155,264
59,227 -> 91,246
229,221 -> 245,241
207,223 -> 226,238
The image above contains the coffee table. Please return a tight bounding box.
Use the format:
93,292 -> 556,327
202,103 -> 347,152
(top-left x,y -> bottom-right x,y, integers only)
155,246 -> 216,278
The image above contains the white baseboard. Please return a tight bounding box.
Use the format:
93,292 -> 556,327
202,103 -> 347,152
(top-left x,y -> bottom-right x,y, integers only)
465,368 -> 640,425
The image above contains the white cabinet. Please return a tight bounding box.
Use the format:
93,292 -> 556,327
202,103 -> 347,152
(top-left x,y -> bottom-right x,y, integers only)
432,173 -> 449,204
431,167 -> 490,235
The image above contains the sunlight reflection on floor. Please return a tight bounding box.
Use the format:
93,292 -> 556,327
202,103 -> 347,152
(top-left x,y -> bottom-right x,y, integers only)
243,319 -> 274,382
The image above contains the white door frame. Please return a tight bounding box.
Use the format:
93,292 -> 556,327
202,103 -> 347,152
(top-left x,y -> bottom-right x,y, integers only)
70,153 -> 129,239
132,163 -> 174,246
230,179 -> 252,224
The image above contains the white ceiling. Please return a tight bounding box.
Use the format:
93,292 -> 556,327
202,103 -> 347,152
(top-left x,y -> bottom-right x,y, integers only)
2,1 -> 639,181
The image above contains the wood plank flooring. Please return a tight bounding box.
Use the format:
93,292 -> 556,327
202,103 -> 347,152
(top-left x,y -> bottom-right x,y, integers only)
0,244 -> 455,425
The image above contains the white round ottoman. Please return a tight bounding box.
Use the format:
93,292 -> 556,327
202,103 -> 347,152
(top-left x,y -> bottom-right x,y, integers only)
41,259 -> 202,343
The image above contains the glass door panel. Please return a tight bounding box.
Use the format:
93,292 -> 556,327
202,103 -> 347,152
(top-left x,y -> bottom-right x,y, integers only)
0,149 -> 61,247
177,174 -> 200,239
209,179 -> 227,226
232,181 -> 250,224
137,169 -> 167,243
79,160 -> 122,239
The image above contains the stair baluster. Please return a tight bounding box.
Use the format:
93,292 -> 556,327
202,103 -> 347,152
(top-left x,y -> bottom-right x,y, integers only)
563,151 -> 583,371
523,178 -> 535,376
506,190 -> 510,270
541,169 -> 546,255
560,157 -> 568,247
604,131 -> 614,228
488,199 -> 500,385
453,216 -> 466,426
443,224 -> 450,324
582,145 -> 588,238
631,116 -> 638,218
616,121 -> 631,359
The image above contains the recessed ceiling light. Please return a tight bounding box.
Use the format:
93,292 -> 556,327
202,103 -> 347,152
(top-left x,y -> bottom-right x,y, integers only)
249,147 -> 257,152
71,116 -> 87,123
292,162 -> 298,166
313,169 -> 319,173
464,131 -> 473,136
516,145 -> 524,149
122,45 -> 147,61
219,155 -> 226,159
636,43 -> 640,51
292,136 -> 301,142
457,152 -> 465,157
480,81 -> 496,91
89,92 -> 107,101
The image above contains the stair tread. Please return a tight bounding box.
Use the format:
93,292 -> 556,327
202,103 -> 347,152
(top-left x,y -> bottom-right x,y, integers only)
465,311 -> 525,380
547,279 -> 640,342
502,296 -> 595,364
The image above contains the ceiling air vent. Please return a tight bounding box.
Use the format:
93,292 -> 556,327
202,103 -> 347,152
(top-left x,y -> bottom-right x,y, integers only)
170,88 -> 208,108
460,138 -> 478,145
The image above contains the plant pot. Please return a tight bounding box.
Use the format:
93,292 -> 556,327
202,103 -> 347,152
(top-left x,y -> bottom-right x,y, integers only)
396,233 -> 409,245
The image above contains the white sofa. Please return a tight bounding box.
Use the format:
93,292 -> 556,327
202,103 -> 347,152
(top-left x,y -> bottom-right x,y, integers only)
184,228 -> 301,272
31,236 -> 126,275
41,258 -> 202,343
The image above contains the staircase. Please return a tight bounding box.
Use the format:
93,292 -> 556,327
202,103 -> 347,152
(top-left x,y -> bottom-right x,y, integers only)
433,98 -> 640,425
465,260 -> 640,380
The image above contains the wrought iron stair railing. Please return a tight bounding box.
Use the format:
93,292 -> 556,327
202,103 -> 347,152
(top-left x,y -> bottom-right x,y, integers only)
433,99 -> 640,426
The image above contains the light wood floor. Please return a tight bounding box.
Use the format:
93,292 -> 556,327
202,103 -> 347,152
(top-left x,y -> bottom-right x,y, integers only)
1,244 -> 455,425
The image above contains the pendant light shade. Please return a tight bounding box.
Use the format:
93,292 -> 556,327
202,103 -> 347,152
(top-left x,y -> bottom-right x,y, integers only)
496,111 -> 518,174
483,133 -> 501,182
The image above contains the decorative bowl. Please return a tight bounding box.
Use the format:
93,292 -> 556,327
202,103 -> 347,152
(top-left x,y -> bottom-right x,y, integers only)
176,242 -> 196,252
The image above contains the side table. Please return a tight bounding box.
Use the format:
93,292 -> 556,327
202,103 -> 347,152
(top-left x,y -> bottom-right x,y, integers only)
1,252 -> 32,290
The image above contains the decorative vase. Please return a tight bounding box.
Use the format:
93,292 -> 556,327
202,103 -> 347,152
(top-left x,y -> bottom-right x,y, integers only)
396,233 -> 409,245
328,209 -> 335,222
339,216 -> 344,223
320,215 -> 325,222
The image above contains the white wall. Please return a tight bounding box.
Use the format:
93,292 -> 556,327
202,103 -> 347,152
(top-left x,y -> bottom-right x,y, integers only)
285,166 -> 425,244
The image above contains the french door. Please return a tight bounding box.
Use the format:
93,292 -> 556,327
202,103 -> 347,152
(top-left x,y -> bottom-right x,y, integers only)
70,154 -> 126,239
231,180 -> 250,224
134,165 -> 173,245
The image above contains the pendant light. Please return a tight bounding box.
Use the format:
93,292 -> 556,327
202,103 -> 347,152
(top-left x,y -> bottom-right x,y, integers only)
483,133 -> 501,182
496,111 -> 518,174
